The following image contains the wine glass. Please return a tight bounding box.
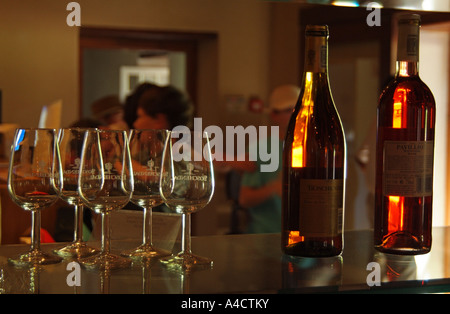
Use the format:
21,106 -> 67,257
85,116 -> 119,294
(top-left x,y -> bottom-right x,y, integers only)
121,129 -> 171,260
159,130 -> 215,272
7,128 -> 62,266
77,129 -> 134,271
52,128 -> 99,258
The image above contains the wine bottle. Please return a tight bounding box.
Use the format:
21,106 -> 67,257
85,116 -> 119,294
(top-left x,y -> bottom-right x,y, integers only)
374,14 -> 435,255
282,25 -> 346,257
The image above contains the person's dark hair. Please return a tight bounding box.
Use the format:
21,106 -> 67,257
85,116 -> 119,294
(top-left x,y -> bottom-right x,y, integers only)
69,118 -> 103,128
123,83 -> 160,129
138,85 -> 194,129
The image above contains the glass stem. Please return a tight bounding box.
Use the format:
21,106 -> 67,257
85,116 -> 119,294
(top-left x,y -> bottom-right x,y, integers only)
73,204 -> 84,243
142,207 -> 153,246
181,213 -> 192,255
101,212 -> 111,254
31,210 -> 41,251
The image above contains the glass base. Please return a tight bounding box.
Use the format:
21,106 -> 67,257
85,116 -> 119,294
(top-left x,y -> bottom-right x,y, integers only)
79,252 -> 131,271
8,249 -> 62,267
121,243 -> 171,260
375,231 -> 431,255
160,252 -> 213,273
53,241 -> 100,258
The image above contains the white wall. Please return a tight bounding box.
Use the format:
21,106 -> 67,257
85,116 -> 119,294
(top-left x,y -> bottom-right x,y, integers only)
421,27 -> 449,227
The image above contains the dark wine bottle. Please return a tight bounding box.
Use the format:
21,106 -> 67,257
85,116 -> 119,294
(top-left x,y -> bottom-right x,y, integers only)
374,14 -> 435,255
282,25 -> 346,257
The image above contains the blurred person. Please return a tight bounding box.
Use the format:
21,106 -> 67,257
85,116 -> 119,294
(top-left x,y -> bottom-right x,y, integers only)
133,85 -> 194,130
69,117 -> 103,128
91,95 -> 128,130
124,85 -> 194,212
123,82 -> 160,129
238,85 -> 300,234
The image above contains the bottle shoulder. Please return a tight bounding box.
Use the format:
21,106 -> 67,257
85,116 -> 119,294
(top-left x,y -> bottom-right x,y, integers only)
286,100 -> 344,142
379,76 -> 435,106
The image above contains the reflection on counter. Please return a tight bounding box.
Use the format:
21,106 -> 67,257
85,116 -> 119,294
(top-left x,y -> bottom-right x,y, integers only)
282,255 -> 343,292
0,229 -> 450,294
374,252 -> 416,282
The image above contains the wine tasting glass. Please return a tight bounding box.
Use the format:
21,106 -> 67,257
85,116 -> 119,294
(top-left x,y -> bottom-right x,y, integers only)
7,128 -> 62,266
78,129 -> 134,271
121,129 -> 171,260
159,130 -> 215,272
53,128 -> 99,258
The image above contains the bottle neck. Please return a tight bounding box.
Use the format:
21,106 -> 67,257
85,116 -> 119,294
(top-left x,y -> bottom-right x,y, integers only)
304,35 -> 328,74
396,60 -> 418,77
396,19 -> 420,77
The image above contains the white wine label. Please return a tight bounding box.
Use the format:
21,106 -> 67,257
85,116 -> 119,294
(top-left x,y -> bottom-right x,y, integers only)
397,22 -> 419,62
299,179 -> 343,237
383,140 -> 434,197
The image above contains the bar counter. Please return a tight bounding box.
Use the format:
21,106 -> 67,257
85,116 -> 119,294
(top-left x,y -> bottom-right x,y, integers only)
1,226 -> 450,294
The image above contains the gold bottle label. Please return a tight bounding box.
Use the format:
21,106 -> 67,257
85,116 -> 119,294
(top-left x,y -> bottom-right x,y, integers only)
382,140 -> 434,197
299,179 -> 343,237
304,40 -> 327,73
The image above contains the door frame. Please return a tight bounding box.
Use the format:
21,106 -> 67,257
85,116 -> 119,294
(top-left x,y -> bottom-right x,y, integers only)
79,27 -> 217,117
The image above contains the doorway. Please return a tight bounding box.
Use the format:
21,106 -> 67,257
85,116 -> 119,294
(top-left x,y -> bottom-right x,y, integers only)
79,27 -> 217,120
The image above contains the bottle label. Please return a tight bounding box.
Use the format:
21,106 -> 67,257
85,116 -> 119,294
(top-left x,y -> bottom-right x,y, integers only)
299,179 -> 343,237
305,45 -> 327,73
397,23 -> 419,62
304,31 -> 327,73
406,35 -> 418,56
382,140 -> 434,197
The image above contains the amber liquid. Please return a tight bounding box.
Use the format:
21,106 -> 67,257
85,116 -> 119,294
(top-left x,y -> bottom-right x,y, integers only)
282,71 -> 346,257
374,72 -> 435,255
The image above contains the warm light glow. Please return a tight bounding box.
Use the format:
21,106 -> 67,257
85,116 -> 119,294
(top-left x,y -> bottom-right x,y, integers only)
288,231 -> 303,245
388,196 -> 404,233
393,88 -> 407,128
366,2 -> 383,9
332,1 -> 359,7
292,72 -> 313,168
292,146 -> 303,167
421,0 -> 435,11
393,101 -> 402,128
398,62 -> 409,77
